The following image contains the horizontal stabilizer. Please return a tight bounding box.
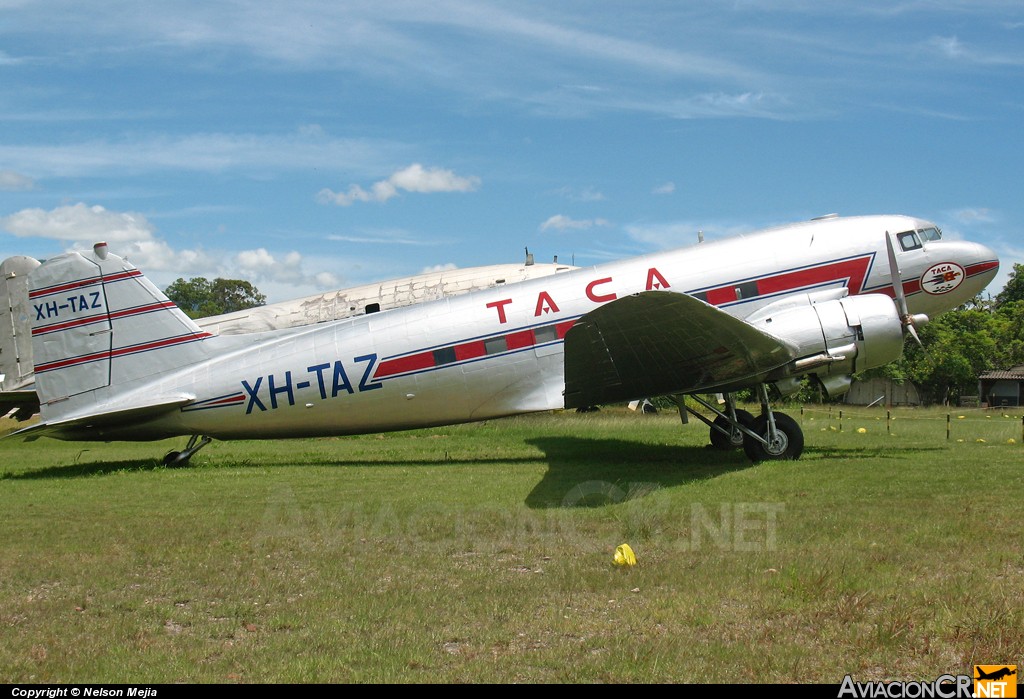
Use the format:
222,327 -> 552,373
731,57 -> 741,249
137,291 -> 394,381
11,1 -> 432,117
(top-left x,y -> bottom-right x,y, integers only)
8,393 -> 194,442
563,291 -> 797,408
0,389 -> 41,421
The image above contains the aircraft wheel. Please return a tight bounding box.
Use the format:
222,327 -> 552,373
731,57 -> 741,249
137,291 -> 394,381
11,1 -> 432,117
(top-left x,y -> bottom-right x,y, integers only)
743,412 -> 804,462
709,409 -> 754,450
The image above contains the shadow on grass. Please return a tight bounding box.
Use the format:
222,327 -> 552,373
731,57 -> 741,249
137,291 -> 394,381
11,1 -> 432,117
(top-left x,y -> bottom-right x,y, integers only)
524,439 -> 952,509
524,436 -> 753,509
5,438 -> 949,485
1,453 -> 547,480
803,445 -> 947,460
2,458 -> 166,480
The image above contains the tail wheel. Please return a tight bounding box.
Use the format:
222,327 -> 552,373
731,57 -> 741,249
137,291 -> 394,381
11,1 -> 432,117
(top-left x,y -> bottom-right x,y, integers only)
163,451 -> 191,467
743,412 -> 804,462
709,409 -> 754,450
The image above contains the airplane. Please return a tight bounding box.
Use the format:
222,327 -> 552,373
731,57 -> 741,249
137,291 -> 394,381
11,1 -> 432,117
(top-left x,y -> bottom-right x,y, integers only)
8,213 -> 999,465
975,667 -> 1016,682
0,252 -> 574,419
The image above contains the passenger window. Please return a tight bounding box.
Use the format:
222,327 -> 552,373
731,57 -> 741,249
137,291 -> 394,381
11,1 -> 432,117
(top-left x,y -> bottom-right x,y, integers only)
432,347 -> 457,365
534,325 -> 558,343
484,337 -> 507,355
897,231 -> 922,251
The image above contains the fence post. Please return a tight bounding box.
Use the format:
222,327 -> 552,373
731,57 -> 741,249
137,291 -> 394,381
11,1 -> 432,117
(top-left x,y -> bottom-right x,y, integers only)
946,413 -> 951,441
839,409 -> 843,433
887,409 -> 891,435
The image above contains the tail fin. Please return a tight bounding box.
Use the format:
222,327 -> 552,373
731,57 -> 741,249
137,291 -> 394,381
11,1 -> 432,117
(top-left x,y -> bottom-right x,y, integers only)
29,243 -> 212,417
0,255 -> 41,392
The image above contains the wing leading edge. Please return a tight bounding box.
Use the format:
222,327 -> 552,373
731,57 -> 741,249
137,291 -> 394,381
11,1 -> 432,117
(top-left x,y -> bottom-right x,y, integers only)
563,291 -> 798,408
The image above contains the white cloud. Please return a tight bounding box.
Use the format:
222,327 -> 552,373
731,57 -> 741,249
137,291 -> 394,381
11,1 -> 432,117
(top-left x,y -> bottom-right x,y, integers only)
318,163 -> 480,206
314,271 -> 339,288
421,263 -> 457,274
0,170 -> 35,191
326,227 -> 447,246
928,35 -> 967,60
0,131 -> 402,178
923,35 -> 1023,66
119,238 -> 215,274
232,248 -> 340,289
540,214 -> 611,232
951,208 -> 994,224
551,186 -> 605,202
653,181 -> 675,195
1,203 -> 156,242
235,247 -> 277,272
625,220 -> 749,249
0,202 -> 338,295
0,203 -> 217,275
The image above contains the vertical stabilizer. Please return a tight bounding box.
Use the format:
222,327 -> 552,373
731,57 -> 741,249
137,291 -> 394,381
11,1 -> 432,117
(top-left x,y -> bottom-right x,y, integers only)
0,255 -> 41,392
29,244 -> 212,415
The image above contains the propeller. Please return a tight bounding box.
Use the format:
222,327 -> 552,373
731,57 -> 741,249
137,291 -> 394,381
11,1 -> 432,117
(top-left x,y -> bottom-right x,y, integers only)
885,231 -> 928,348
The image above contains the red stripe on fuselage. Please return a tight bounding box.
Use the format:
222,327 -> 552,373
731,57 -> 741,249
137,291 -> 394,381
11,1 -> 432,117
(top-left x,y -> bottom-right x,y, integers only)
753,255 -> 873,297
29,269 -> 142,299
374,319 -> 579,380
34,332 -> 210,373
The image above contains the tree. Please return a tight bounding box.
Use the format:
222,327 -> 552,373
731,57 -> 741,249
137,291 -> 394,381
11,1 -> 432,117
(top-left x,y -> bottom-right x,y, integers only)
994,263 -> 1024,307
165,277 -> 266,319
888,306 -> 1005,405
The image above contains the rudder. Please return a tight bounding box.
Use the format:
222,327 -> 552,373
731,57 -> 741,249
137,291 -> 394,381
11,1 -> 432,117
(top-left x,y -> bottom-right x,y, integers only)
0,255 -> 41,392
29,243 -> 212,413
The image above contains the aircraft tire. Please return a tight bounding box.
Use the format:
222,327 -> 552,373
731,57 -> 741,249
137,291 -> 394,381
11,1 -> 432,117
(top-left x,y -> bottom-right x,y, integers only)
743,412 -> 804,462
709,409 -> 754,450
163,451 -> 189,468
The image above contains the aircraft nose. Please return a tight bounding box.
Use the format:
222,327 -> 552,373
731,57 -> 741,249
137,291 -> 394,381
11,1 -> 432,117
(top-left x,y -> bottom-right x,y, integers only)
969,240 -> 999,283
953,239 -> 1000,296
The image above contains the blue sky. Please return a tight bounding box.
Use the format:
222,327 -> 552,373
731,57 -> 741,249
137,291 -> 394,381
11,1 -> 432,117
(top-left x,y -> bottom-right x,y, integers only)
1,1 -> 1021,302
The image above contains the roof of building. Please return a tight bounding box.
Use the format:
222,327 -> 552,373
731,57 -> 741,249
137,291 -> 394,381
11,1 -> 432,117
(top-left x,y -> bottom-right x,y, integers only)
979,365 -> 1024,380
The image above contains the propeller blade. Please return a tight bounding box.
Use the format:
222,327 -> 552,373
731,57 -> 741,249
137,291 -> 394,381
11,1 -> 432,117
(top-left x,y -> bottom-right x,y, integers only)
906,320 -> 924,348
885,230 -> 909,317
885,230 -> 925,349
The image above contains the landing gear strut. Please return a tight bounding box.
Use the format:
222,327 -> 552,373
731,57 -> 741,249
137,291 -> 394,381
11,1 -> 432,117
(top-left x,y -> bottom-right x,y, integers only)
674,387 -> 804,462
163,435 -> 212,467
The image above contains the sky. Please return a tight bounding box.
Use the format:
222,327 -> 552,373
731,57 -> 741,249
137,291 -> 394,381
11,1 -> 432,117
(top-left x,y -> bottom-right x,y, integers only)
1,0 -> 1021,302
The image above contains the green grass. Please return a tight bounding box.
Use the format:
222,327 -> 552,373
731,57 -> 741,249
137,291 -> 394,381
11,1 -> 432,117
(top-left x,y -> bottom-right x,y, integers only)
1,407 -> 1021,683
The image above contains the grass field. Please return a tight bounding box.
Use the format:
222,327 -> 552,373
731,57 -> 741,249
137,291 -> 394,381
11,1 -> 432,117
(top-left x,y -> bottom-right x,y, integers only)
1,406 -> 1021,683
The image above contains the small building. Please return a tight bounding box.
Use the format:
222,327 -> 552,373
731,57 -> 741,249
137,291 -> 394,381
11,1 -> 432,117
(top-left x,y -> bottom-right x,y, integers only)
978,365 -> 1024,408
844,377 -> 921,406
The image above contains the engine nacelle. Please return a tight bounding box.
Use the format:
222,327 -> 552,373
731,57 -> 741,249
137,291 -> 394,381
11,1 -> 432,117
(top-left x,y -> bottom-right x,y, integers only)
748,292 -> 905,396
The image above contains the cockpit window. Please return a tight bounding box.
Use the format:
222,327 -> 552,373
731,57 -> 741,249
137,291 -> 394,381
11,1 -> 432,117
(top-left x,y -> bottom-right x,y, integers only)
897,231 -> 922,251
918,227 -> 941,242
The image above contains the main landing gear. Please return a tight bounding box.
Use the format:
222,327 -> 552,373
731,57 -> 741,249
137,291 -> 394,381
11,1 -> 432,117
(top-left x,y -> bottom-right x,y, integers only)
674,387 -> 804,462
163,435 -> 212,467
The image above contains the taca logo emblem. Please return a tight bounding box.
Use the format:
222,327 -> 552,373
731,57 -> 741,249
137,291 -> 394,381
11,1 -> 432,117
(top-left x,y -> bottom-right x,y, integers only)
921,262 -> 965,296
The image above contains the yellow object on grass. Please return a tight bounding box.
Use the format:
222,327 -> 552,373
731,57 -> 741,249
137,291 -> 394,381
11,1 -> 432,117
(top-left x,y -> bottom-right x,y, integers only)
614,543 -> 637,567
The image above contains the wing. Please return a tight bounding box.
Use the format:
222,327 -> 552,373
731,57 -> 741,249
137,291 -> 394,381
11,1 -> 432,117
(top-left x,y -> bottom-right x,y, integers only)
563,291 -> 798,408
7,394 -> 194,442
